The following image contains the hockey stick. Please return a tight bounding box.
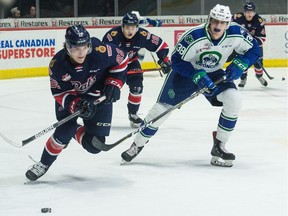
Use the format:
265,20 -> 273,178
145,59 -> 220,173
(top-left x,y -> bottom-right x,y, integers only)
0,96 -> 106,148
92,77 -> 225,151
257,60 -> 285,81
150,52 -> 164,77
127,68 -> 161,75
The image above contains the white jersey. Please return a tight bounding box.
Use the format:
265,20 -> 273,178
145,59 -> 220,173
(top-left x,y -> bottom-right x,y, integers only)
171,22 -> 259,76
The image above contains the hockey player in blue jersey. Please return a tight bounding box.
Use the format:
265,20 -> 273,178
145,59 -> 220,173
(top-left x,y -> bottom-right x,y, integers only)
232,2 -> 267,87
25,25 -> 128,181
121,4 -> 260,167
102,12 -> 171,128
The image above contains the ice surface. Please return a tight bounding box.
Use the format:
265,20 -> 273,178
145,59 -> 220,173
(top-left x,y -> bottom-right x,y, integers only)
0,68 -> 287,216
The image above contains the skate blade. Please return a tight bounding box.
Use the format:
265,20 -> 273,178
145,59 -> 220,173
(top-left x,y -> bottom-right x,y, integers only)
210,156 -> 233,167
120,159 -> 129,165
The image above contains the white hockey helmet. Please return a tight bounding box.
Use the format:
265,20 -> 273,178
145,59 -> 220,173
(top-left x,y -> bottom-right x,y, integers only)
208,4 -> 232,28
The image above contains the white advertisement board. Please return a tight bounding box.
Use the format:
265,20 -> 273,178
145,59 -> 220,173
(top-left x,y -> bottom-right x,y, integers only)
0,19 -> 287,78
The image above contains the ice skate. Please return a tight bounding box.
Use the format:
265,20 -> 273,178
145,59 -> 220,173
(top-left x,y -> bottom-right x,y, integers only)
129,113 -> 142,128
256,75 -> 268,86
121,142 -> 144,164
210,131 -> 235,167
238,77 -> 247,88
25,161 -> 49,181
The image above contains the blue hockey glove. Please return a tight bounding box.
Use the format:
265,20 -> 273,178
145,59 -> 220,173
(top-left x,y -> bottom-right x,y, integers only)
147,18 -> 162,27
158,57 -> 172,74
103,78 -> 123,104
70,98 -> 97,120
225,57 -> 249,82
192,69 -> 218,96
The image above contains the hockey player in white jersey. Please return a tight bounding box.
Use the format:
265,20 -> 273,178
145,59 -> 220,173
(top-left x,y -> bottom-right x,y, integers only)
121,4 -> 260,167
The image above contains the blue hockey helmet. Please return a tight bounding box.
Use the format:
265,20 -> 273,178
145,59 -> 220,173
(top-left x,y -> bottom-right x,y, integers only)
244,2 -> 256,12
122,12 -> 139,26
65,25 -> 91,48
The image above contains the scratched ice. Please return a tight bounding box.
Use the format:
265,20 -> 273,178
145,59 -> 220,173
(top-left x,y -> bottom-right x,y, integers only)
0,68 -> 287,216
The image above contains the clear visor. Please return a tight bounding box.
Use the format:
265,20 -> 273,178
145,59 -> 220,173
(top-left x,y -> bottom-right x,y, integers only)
66,43 -> 90,55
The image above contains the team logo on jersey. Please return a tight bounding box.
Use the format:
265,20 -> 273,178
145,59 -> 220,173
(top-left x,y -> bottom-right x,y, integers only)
195,51 -> 222,69
140,31 -> 147,37
184,35 -> 194,44
106,34 -> 113,42
96,45 -> 106,53
151,35 -> 160,45
168,89 -> 175,99
111,31 -> 118,37
49,59 -> 56,68
71,76 -> 97,93
116,48 -> 125,64
107,45 -> 112,56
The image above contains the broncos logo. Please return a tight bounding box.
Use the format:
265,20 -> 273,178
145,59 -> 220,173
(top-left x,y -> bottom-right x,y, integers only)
196,51 -> 222,69
203,54 -> 218,66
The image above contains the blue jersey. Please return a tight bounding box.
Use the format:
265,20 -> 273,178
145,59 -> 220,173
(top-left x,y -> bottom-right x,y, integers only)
49,37 -> 128,111
102,26 -> 169,64
171,23 -> 260,78
232,13 -> 266,47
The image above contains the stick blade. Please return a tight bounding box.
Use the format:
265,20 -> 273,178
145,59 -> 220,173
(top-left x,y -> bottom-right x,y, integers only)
91,136 -> 119,151
0,132 -> 23,148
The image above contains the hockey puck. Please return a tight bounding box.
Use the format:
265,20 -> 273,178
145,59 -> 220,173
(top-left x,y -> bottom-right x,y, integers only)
41,208 -> 51,213
282,77 -> 286,81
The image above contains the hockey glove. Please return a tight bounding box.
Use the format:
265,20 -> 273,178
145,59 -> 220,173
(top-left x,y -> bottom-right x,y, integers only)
147,18 -> 162,27
70,98 -> 97,120
103,77 -> 123,104
225,57 -> 249,82
158,57 -> 172,74
192,69 -> 218,97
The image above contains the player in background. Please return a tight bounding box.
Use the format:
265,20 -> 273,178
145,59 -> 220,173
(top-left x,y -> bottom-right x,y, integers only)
121,4 -> 260,167
25,25 -> 128,181
130,11 -> 163,64
232,2 -> 267,87
102,12 -> 171,128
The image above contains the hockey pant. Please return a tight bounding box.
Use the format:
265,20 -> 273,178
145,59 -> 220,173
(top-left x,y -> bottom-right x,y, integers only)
40,102 -> 112,166
134,70 -> 242,146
